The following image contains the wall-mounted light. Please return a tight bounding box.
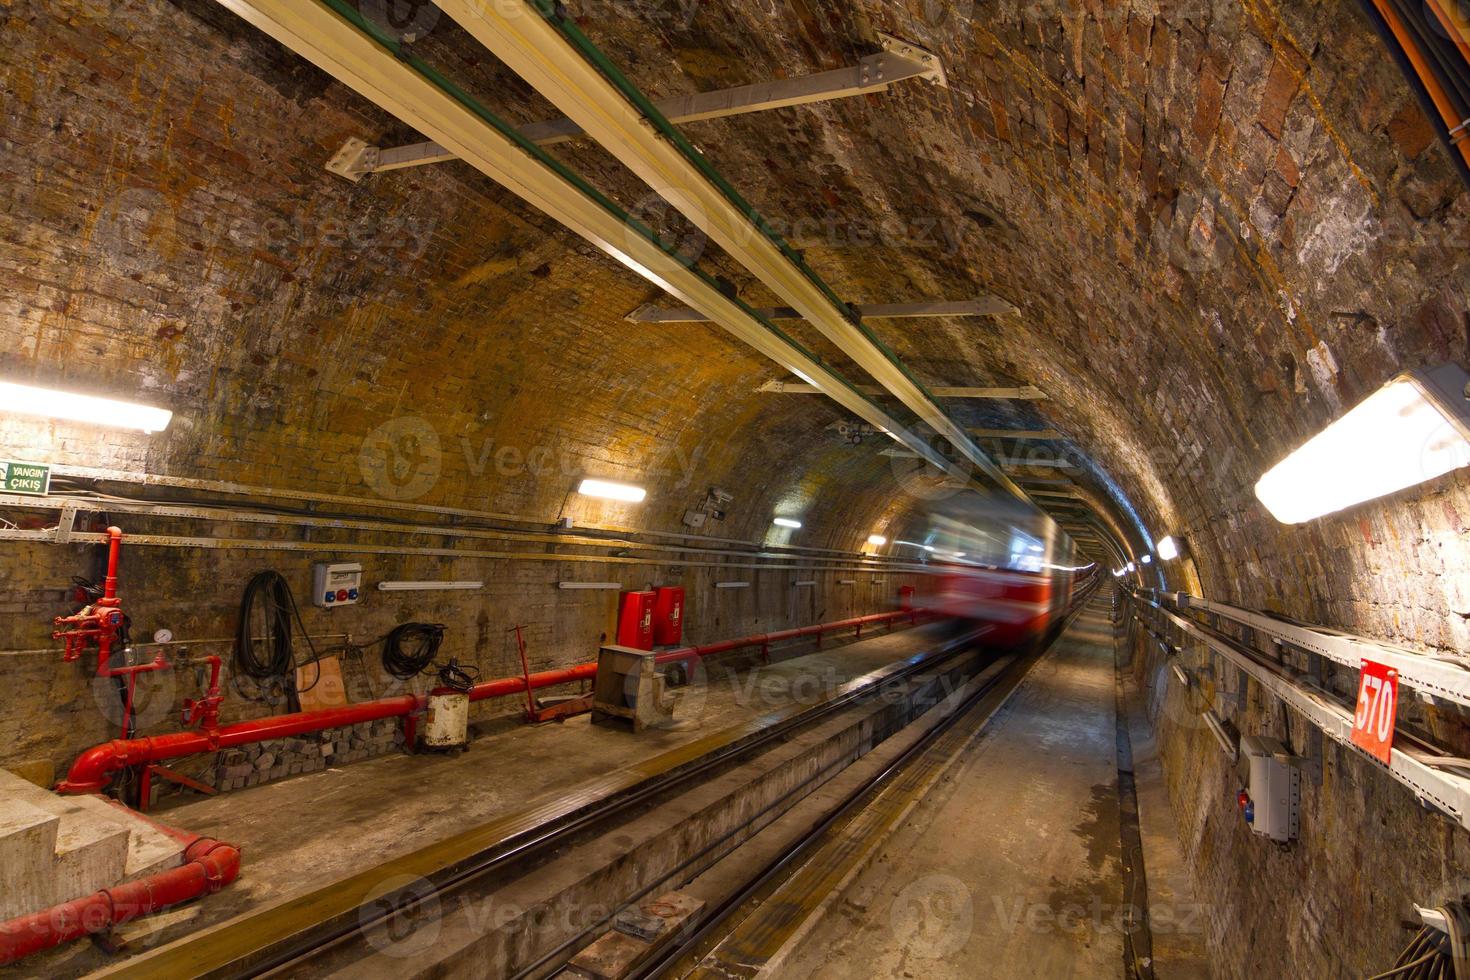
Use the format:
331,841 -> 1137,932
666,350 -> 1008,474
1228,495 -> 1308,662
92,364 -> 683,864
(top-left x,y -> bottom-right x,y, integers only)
0,380 -> 172,433
1157,536 -> 1180,561
1140,554 -> 1153,565
1112,568 -> 1125,578
1127,562 -> 1137,572
577,479 -> 647,503
715,581 -> 751,589
1255,363 -> 1470,524
558,581 -> 623,591
773,517 -> 802,529
377,580 -> 483,592
867,534 -> 888,546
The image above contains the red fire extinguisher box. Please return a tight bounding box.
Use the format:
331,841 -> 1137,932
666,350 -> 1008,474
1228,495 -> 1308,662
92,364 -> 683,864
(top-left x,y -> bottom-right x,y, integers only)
653,586 -> 685,646
617,590 -> 656,650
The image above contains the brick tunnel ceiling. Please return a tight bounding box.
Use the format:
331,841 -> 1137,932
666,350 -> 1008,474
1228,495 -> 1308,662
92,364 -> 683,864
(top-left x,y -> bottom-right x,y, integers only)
6,1 -> 1470,634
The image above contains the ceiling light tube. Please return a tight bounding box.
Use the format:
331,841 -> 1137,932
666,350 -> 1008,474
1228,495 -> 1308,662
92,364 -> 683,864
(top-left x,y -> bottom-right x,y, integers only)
577,478 -> 647,503
867,534 -> 888,546
558,581 -> 623,590
0,381 -> 172,433
1140,554 -> 1152,564
1157,536 -> 1180,561
773,517 -> 802,529
793,580 -> 817,587
715,581 -> 751,589
1255,363 -> 1470,524
377,580 -> 483,592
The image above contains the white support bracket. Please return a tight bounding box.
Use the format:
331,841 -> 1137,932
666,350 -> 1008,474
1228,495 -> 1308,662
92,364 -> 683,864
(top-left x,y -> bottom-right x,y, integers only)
626,297 -> 1017,323
326,35 -> 946,182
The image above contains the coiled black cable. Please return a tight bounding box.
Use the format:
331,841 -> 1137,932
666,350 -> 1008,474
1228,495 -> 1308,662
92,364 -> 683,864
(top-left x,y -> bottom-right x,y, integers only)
380,622 -> 448,680
234,570 -> 325,709
434,658 -> 479,692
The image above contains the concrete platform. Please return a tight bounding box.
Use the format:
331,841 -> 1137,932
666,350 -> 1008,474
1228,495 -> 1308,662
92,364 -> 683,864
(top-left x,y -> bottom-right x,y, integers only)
22,623 -> 943,978
775,600 -> 1210,979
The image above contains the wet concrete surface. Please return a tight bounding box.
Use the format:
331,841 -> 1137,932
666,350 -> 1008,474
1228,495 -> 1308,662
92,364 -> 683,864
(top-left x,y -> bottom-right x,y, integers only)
778,601 -> 1206,979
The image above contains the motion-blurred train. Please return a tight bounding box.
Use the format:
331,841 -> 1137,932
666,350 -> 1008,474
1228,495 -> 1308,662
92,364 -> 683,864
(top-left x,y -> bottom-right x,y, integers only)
886,492 -> 1098,649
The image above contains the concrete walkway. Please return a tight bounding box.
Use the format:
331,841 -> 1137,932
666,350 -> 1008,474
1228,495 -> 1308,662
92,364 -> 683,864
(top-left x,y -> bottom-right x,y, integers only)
778,599 -> 1210,979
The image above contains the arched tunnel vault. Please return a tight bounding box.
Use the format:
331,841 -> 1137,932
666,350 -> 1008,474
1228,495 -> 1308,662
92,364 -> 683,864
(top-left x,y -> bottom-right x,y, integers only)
2,0 -> 1470,976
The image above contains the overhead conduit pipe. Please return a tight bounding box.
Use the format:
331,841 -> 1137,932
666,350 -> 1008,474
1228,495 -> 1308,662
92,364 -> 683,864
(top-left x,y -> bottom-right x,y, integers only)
1359,0 -> 1470,184
56,607 -> 924,797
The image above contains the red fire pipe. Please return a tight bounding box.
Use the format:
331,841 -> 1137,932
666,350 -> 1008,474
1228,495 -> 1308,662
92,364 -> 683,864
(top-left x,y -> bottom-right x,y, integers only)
57,608 -> 922,797
0,816 -> 240,964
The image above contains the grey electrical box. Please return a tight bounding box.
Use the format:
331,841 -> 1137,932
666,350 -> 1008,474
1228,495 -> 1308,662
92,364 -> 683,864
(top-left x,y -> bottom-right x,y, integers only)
1238,735 -> 1301,843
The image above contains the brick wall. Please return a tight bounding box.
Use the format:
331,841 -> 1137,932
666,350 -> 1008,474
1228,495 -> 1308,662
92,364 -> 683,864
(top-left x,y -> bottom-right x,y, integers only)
3,1 -> 1470,973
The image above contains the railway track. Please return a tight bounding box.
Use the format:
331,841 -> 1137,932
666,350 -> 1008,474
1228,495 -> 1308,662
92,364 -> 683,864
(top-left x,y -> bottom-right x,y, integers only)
99,586 -> 1099,980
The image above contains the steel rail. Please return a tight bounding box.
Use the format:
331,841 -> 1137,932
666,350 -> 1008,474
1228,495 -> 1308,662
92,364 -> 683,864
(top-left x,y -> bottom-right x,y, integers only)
99,631 -> 981,979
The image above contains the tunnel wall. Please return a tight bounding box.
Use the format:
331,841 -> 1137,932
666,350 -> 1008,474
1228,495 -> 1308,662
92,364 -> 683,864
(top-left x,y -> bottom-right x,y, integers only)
0,0 -> 930,783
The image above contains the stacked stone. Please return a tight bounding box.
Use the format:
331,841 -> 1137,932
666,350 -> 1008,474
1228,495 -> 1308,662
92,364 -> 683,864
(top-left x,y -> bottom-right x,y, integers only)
209,720 -> 404,792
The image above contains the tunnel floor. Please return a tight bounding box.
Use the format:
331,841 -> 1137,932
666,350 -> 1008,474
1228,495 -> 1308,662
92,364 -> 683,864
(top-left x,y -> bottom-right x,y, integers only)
765,598 -> 1211,979
22,623 -> 949,978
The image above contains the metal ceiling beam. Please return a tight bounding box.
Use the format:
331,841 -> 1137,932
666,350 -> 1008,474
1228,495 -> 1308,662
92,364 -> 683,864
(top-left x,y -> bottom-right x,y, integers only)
326,34 -> 945,180
969,428 -> 1064,440
759,381 -> 1048,400
433,0 -> 1038,511
212,0 -> 968,483
626,297 -> 1016,323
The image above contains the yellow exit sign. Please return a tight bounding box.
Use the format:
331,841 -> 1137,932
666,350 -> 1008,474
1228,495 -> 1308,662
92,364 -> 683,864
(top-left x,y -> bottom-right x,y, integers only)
1,461 -> 50,496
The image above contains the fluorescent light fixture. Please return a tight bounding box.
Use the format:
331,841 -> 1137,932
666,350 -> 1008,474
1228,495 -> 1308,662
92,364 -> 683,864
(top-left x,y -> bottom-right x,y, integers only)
377,580 -> 482,592
577,479 -> 647,503
838,579 -> 857,585
793,580 -> 817,588
715,581 -> 751,589
773,517 -> 803,529
1171,663 -> 1191,686
1127,562 -> 1137,572
1157,536 -> 1180,561
1255,363 -> 1470,524
0,380 -> 172,433
867,534 -> 888,546
1140,554 -> 1152,564
558,581 -> 623,591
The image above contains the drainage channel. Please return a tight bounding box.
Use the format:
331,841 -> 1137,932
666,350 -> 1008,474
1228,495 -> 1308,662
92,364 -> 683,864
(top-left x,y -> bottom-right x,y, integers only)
98,627 -> 990,980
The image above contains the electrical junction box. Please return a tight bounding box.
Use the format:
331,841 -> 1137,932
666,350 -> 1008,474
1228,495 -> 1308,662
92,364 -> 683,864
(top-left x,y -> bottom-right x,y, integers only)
1237,735 -> 1301,843
313,562 -> 363,608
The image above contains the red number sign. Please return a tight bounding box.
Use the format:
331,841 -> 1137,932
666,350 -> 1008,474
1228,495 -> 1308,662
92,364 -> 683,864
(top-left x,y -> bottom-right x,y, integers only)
1352,660 -> 1399,764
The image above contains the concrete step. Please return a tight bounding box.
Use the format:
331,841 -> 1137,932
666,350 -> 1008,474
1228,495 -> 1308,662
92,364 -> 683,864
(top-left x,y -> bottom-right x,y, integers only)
0,798 -> 60,920
71,794 -> 186,880
0,770 -> 133,918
